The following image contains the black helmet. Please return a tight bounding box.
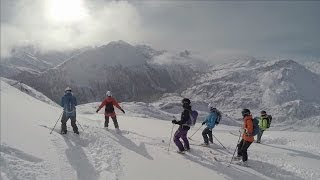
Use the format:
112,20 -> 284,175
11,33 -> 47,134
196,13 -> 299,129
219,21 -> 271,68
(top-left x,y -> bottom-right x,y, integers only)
241,109 -> 251,116
181,98 -> 191,105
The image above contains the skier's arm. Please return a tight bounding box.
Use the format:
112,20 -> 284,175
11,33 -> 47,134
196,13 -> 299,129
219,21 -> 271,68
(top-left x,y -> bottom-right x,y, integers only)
202,115 -> 209,125
112,99 -> 125,113
96,99 -> 107,112
176,110 -> 189,125
112,99 -> 122,110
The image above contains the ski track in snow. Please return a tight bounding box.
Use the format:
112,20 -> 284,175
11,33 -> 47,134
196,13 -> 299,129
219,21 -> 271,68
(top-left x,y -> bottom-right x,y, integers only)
0,144 -> 50,180
45,125 -> 123,180
6,122 -> 319,180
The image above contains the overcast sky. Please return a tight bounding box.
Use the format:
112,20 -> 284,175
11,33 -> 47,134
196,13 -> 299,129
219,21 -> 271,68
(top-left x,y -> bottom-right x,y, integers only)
1,0 -> 320,60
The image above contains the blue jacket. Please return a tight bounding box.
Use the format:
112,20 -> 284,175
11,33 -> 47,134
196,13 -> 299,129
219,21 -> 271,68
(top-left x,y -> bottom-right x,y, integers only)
61,92 -> 77,117
203,111 -> 219,129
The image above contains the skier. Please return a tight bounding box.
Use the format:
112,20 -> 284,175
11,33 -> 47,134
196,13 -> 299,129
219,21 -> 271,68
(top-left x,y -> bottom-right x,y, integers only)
256,110 -> 272,143
60,87 -> 79,134
201,104 -> 221,146
235,109 -> 254,166
96,91 -> 125,130
171,98 -> 192,153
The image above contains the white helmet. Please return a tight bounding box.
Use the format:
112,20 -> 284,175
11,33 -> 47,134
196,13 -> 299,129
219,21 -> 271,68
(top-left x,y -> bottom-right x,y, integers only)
65,87 -> 72,92
106,91 -> 112,97
208,103 -> 216,111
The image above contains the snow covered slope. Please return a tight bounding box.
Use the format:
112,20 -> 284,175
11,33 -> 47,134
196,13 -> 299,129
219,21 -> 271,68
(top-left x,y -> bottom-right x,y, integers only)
1,77 -> 59,107
1,80 -> 320,180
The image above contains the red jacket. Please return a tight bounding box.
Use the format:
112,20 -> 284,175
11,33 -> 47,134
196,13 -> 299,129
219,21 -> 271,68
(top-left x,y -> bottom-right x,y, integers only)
242,115 -> 254,142
97,97 -> 122,117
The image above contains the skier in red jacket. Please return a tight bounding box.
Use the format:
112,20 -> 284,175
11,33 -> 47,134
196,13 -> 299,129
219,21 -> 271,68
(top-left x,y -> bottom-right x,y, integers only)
96,91 -> 125,130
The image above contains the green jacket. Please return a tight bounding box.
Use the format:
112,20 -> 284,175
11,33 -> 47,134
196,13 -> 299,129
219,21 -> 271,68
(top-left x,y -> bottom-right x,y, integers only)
258,117 -> 269,130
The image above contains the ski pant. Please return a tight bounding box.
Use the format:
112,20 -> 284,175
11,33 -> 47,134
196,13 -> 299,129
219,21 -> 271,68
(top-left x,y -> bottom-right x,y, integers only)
202,127 -> 213,144
105,116 -> 119,129
257,129 -> 265,142
237,139 -> 252,162
173,126 -> 190,151
61,113 -> 78,133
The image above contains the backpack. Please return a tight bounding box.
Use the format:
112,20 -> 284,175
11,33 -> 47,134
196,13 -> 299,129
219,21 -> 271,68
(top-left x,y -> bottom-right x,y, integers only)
252,117 -> 260,136
215,110 -> 222,125
105,103 -> 114,113
64,96 -> 76,116
266,115 -> 272,128
186,110 -> 198,126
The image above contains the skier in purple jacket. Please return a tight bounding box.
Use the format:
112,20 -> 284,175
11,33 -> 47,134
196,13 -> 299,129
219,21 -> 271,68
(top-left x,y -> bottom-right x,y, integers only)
172,98 -> 192,153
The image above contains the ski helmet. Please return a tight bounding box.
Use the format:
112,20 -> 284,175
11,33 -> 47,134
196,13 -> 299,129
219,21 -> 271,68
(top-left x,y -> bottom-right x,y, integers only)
106,91 -> 112,97
241,109 -> 251,116
65,87 -> 72,92
208,103 -> 216,111
260,110 -> 267,116
181,98 -> 191,105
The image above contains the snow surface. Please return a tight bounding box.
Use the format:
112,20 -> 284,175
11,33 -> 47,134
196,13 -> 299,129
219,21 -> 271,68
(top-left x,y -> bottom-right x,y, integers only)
1,80 -> 320,180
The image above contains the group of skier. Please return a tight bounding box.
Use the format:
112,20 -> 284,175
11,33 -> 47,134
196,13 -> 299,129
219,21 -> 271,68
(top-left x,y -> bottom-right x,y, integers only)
60,87 -> 125,134
59,87 -> 272,166
170,98 -> 272,166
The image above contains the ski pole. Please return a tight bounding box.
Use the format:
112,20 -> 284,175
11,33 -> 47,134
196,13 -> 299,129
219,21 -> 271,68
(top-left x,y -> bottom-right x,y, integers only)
212,134 -> 228,151
168,124 -> 175,152
50,112 -> 63,134
188,124 -> 203,140
77,121 -> 85,132
228,129 -> 242,167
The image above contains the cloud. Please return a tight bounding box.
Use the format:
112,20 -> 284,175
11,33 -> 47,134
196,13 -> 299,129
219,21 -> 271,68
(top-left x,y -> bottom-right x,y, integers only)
1,0 -> 143,57
1,1 -> 320,59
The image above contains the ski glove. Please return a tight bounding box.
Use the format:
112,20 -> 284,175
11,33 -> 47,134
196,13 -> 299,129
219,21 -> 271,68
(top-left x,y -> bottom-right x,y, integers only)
172,120 -> 178,124
202,121 -> 206,125
121,109 -> 125,114
96,109 -> 99,113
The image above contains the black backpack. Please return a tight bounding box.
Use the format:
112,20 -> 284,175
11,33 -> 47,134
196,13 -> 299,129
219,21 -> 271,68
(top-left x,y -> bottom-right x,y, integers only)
266,115 -> 272,128
215,110 -> 222,125
105,103 -> 114,113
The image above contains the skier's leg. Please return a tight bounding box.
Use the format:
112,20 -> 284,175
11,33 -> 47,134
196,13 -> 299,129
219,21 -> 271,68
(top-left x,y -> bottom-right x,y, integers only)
202,128 -> 209,144
208,129 -> 213,143
104,116 -> 110,128
241,140 -> 252,162
257,128 -> 263,142
259,130 -> 264,142
70,116 -> 79,134
111,116 -> 119,129
180,129 -> 189,150
173,128 -> 184,152
237,139 -> 244,157
60,113 -> 68,134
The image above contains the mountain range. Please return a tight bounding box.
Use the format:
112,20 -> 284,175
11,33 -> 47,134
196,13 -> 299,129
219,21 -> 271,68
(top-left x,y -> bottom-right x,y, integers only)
1,41 -> 319,129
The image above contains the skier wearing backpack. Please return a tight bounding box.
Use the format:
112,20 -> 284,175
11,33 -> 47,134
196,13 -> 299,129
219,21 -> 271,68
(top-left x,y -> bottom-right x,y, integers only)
256,110 -> 272,143
96,91 -> 125,130
60,87 -> 79,134
171,98 -> 193,153
201,104 -> 221,146
234,109 -> 254,166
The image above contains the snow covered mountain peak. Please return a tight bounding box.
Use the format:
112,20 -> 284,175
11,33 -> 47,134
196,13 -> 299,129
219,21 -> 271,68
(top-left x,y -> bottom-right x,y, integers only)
182,58 -> 320,129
